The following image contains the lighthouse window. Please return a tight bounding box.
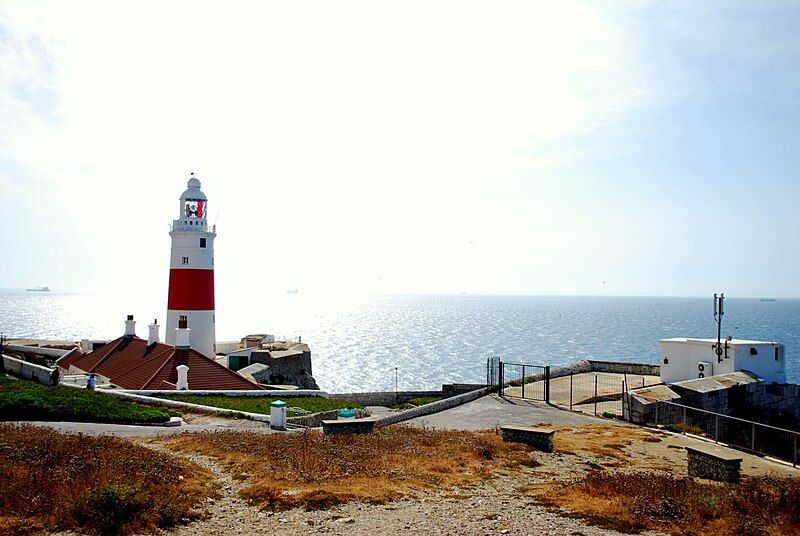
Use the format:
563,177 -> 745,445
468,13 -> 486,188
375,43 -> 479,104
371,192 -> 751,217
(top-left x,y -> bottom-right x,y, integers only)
750,347 -> 758,356
200,238 -> 206,248
182,256 -> 189,265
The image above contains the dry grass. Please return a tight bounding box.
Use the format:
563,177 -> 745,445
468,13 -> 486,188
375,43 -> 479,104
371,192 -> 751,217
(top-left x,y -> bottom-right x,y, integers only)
164,425 -> 539,511
0,424 -> 213,535
553,424 -> 665,461
534,470 -> 800,535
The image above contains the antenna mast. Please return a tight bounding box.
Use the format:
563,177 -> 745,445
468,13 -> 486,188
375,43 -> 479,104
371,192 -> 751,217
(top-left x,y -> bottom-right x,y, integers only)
713,293 -> 728,363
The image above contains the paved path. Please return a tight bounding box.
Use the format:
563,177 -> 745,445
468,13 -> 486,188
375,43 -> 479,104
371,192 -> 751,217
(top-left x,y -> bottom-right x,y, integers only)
406,395 -> 607,430
10,416 -> 280,437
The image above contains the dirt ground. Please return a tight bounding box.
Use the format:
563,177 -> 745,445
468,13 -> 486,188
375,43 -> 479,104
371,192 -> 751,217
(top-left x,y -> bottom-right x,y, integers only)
136,422 -> 795,536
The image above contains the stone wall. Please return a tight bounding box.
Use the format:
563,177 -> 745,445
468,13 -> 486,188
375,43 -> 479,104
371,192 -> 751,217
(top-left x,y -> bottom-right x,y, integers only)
670,383 -> 736,415
543,360 -> 660,382
250,350 -> 319,390
500,426 -> 555,452
287,409 -> 341,428
322,419 -> 376,435
588,360 -> 661,376
744,382 -> 800,420
330,390 -> 441,407
623,386 -> 683,425
2,355 -> 57,385
687,447 -> 741,482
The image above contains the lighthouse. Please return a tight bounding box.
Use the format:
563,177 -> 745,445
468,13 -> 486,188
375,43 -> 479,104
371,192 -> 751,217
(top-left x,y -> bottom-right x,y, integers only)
165,173 -> 216,357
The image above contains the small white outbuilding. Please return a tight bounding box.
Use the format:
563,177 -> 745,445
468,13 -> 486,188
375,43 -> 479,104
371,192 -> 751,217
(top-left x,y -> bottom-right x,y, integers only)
659,337 -> 786,385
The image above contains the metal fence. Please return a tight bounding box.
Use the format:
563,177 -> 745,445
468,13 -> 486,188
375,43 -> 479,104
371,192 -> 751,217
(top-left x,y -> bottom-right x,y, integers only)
500,362 -> 549,402
646,400 -> 799,467
487,359 -> 550,403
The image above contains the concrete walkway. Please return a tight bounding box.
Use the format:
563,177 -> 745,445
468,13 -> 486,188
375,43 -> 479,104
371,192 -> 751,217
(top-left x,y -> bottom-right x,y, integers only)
10,416 -> 280,437
406,395 -> 606,431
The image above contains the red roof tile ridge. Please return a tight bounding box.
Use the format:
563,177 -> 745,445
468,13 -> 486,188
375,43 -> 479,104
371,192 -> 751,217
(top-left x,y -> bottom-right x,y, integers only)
87,336 -> 127,373
141,348 -> 177,389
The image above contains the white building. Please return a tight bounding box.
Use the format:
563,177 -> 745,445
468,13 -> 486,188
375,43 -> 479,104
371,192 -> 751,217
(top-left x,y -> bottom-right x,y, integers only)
165,174 -> 217,357
659,337 -> 786,385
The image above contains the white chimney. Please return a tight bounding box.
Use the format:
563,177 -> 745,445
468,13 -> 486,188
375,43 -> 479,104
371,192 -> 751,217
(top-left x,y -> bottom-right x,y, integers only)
80,339 -> 91,354
176,364 -> 189,390
124,315 -> 136,338
148,319 -> 160,345
175,318 -> 191,349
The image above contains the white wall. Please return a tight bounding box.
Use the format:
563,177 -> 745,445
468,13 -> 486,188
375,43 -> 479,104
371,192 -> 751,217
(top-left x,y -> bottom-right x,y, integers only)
732,344 -> 786,384
660,339 -> 786,384
2,355 -> 56,384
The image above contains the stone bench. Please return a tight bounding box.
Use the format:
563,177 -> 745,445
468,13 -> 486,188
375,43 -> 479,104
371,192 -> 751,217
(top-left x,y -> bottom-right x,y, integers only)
686,445 -> 742,483
322,418 -> 376,435
499,426 -> 555,452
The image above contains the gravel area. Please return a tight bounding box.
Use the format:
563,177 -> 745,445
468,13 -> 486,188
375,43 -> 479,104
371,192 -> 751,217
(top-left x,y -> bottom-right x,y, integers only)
161,449 -> 640,536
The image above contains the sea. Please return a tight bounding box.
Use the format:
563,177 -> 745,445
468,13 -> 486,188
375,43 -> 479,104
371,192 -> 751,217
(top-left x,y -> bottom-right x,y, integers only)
1,290 -> 798,392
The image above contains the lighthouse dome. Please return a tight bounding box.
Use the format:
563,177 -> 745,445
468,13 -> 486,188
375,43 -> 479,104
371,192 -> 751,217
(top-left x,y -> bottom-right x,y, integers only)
181,175 -> 207,201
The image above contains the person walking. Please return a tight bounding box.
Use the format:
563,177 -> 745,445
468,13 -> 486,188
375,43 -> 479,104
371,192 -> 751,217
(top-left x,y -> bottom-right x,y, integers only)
50,367 -> 60,386
87,373 -> 96,390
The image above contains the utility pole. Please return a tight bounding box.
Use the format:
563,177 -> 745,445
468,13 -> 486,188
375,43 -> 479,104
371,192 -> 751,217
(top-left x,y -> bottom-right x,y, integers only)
395,367 -> 398,404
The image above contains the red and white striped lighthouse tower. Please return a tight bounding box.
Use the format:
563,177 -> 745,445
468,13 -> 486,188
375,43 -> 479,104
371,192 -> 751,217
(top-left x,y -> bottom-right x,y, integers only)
165,173 -> 216,357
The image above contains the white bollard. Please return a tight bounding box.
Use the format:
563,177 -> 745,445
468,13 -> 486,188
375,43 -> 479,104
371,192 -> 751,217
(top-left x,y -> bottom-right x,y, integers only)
270,400 -> 287,430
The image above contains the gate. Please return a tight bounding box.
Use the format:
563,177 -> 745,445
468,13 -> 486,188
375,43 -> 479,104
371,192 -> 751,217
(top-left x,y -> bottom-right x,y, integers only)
495,360 -> 550,403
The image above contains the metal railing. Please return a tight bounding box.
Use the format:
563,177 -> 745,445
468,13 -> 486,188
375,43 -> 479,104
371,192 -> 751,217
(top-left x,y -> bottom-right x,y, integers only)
648,400 -> 799,467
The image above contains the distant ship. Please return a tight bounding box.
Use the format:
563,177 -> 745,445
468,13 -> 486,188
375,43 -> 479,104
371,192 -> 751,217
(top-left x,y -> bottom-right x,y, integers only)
760,298 -> 776,302
286,288 -> 299,294
26,286 -> 50,292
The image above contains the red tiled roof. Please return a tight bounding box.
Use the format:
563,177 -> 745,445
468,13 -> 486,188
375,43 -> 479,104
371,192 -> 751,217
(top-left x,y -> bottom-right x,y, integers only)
66,336 -> 260,391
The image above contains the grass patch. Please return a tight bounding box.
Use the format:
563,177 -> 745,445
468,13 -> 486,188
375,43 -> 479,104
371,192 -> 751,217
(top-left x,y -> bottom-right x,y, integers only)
157,394 -> 360,417
535,470 -> 800,535
165,425 -> 538,511
0,424 -> 213,534
553,424 -> 664,461
0,375 -> 171,424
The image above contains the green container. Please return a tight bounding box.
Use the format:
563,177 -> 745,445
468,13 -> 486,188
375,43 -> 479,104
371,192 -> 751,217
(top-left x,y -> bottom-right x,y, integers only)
337,408 -> 356,419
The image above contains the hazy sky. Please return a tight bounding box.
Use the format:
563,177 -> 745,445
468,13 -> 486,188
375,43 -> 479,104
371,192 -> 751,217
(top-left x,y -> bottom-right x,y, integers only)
1,1 -> 799,299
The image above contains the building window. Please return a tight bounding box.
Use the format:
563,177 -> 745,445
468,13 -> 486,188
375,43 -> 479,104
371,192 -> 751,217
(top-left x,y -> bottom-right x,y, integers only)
200,238 -> 206,248
663,357 -> 669,364
179,315 -> 187,322
775,347 -> 781,361
750,347 -> 758,356
182,256 -> 189,265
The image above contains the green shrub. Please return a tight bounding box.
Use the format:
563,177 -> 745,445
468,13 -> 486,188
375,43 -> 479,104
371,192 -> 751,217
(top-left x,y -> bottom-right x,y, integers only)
74,485 -> 150,535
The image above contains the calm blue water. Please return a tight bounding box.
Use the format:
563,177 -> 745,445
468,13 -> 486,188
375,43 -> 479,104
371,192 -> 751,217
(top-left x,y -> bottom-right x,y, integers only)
1,290 -> 798,391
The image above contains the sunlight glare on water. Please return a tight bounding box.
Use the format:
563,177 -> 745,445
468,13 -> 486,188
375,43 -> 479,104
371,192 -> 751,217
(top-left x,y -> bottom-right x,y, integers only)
1,290 -> 798,392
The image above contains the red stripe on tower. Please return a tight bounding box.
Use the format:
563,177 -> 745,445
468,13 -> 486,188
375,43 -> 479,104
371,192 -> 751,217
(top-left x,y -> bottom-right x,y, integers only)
168,269 -> 215,310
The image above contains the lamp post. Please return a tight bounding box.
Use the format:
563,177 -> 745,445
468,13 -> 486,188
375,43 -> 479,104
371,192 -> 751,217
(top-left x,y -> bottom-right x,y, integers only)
0,332 -> 6,373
